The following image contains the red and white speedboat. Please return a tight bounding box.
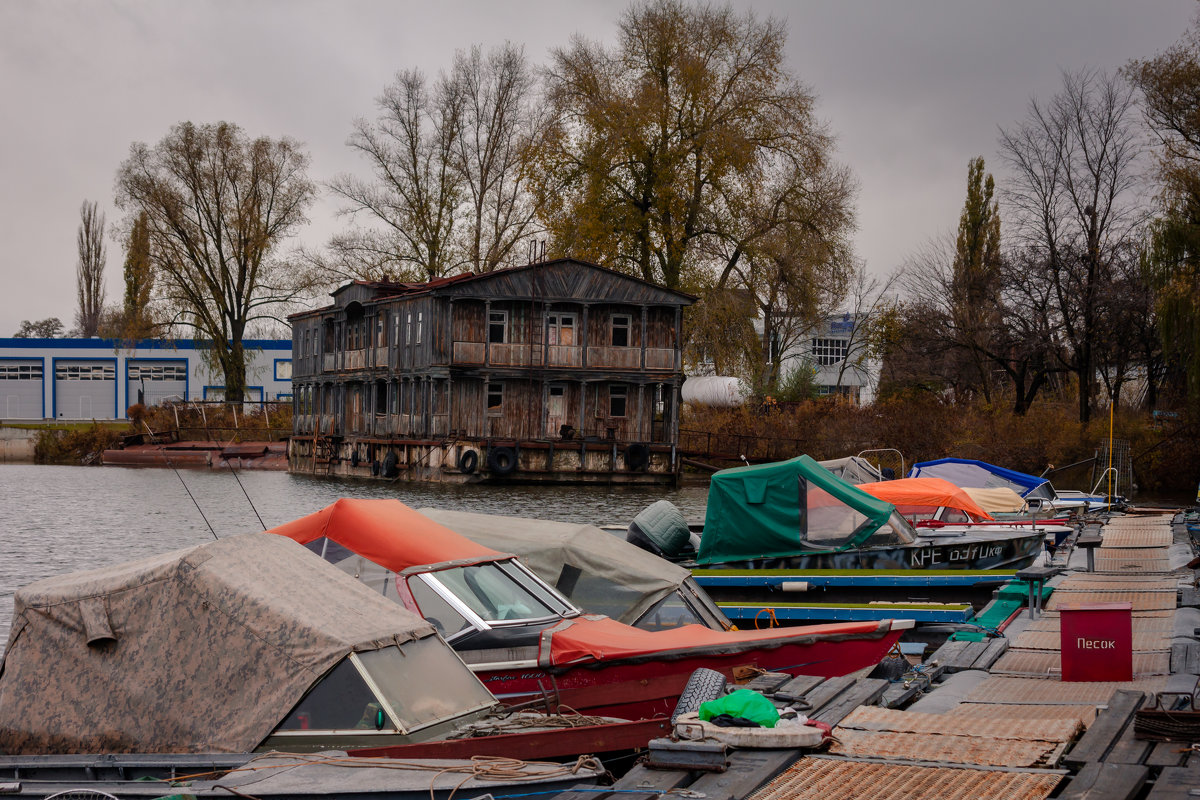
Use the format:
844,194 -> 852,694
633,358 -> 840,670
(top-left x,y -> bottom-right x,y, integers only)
269,499 -> 913,720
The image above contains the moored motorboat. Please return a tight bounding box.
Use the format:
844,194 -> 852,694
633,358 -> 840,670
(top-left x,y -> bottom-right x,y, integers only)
267,498 -> 913,720
622,456 -> 1047,618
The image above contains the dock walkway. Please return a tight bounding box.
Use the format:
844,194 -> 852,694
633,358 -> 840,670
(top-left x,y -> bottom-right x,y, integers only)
550,511 -> 1200,800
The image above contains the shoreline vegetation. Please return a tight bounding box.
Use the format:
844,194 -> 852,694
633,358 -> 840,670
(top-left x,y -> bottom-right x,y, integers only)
14,395 -> 1199,502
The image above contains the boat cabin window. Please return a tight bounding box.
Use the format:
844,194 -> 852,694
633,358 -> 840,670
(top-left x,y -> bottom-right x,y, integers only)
277,655 -> 397,732
407,575 -> 476,639
276,640 -> 494,737
424,560 -> 573,625
796,478 -> 875,550
635,591 -> 706,631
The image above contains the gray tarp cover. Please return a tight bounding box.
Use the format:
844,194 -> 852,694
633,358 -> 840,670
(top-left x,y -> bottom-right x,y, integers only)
419,508 -> 689,625
0,533 -> 436,755
818,457 -> 884,485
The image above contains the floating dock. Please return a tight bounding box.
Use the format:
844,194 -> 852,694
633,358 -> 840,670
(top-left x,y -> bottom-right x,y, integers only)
547,509 -> 1200,800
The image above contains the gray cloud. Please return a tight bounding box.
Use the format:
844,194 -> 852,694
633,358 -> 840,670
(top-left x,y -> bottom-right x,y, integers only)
0,0 -> 1193,336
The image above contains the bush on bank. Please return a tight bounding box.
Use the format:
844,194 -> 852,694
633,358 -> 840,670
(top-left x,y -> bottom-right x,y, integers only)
681,396 -> 1200,500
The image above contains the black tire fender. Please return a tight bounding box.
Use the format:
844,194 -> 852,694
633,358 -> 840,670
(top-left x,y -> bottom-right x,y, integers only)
486,445 -> 518,475
350,449 -> 360,468
670,667 -> 727,723
458,449 -> 479,474
382,450 -> 399,479
624,442 -> 650,470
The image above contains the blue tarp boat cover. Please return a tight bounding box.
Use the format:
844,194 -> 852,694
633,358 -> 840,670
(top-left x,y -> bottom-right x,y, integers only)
907,458 -> 1055,500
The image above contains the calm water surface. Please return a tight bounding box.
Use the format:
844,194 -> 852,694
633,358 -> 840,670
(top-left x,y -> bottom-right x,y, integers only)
0,464 -> 708,648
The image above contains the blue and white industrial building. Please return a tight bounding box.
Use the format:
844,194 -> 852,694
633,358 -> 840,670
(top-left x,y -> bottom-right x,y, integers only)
0,338 -> 292,421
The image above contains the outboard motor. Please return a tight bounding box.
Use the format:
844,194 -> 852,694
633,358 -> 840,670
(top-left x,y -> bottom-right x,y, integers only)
627,500 -> 693,559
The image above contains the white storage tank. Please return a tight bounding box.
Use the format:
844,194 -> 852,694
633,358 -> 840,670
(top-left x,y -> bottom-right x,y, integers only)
681,376 -> 746,408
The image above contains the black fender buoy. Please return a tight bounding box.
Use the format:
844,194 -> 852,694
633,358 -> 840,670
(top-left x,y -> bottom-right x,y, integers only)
370,459 -> 380,476
382,450 -> 399,478
624,442 -> 650,470
350,449 -> 360,468
458,449 -> 479,474
487,446 -> 517,475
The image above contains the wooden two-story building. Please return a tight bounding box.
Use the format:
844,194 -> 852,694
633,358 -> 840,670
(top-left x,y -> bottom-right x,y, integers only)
288,258 -> 695,483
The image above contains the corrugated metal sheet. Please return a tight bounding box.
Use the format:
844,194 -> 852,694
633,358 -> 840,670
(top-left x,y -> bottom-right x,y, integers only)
1100,530 -> 1172,548
829,729 -> 1063,767
1045,590 -> 1175,611
1011,630 -> 1171,652
990,649 -> 1170,677
1025,610 -> 1173,633
1053,577 -> 1178,591
946,703 -> 1098,725
964,676 -> 1166,704
749,757 -> 1063,800
1093,554 -> 1170,573
838,706 -> 1081,741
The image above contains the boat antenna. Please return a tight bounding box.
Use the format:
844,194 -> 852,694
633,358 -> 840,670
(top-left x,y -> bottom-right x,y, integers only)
189,399 -> 267,531
142,419 -> 218,540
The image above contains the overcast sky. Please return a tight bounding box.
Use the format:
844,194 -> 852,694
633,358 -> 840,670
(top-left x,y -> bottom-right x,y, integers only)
0,0 -> 1194,337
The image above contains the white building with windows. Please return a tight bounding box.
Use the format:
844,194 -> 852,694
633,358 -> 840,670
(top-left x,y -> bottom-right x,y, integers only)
762,312 -> 881,405
0,337 -> 292,421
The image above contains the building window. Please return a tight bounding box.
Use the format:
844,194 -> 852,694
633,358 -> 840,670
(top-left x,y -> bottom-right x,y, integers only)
0,363 -> 43,380
376,316 -> 386,347
416,311 -> 423,344
488,310 -> 507,344
129,364 -> 187,381
274,359 -> 292,381
486,383 -> 503,415
548,313 -> 575,346
406,313 -> 412,345
55,363 -> 115,381
810,338 -> 849,366
609,384 -> 627,417
611,314 -> 631,347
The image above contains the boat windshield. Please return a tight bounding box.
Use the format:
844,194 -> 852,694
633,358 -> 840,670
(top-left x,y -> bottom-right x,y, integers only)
797,479 -> 881,549
275,636 -> 494,735
425,560 -> 576,624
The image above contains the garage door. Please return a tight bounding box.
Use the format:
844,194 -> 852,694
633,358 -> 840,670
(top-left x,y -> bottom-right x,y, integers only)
0,360 -> 44,419
54,360 -> 116,420
127,360 -> 188,408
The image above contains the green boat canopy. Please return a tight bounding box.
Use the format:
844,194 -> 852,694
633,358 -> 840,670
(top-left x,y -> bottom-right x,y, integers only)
697,455 -> 902,564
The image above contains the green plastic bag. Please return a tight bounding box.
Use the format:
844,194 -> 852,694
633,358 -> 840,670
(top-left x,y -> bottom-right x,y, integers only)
697,689 -> 780,728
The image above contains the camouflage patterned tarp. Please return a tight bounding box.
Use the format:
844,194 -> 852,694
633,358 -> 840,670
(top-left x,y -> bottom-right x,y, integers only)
0,533 -> 436,755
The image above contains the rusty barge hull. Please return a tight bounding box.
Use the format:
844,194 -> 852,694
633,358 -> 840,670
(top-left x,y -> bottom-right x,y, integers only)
287,435 -> 680,485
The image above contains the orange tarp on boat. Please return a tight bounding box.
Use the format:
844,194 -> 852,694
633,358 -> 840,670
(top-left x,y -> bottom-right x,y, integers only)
542,615 -> 892,666
861,477 -> 993,521
267,498 -> 502,572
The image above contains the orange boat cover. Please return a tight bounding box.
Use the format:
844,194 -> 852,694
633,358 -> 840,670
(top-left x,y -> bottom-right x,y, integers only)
542,615 -> 888,666
861,477 -> 993,521
267,498 -> 502,572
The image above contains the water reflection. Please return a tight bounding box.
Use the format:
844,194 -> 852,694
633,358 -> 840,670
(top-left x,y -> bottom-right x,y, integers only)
0,464 -> 707,646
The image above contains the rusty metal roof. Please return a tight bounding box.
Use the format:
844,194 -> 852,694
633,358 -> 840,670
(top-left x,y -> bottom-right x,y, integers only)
964,676 -> 1166,704
829,730 -> 1064,768
748,757 -> 1063,800
990,649 -> 1170,677
1101,530 -> 1172,548
1045,590 -> 1175,611
1011,630 -> 1171,652
946,703 -> 1098,725
838,706 -> 1081,741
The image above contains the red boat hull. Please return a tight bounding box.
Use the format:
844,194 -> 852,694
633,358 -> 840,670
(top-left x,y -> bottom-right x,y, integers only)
474,629 -> 904,719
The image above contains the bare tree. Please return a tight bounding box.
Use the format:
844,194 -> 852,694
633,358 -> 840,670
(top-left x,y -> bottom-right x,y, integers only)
830,263 -> 901,398
999,68 -> 1147,422
75,200 -> 106,337
325,43 -> 544,284
115,121 -> 315,402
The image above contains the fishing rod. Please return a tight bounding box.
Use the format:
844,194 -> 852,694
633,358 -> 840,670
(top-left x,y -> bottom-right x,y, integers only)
188,399 -> 267,531
142,420 -> 218,540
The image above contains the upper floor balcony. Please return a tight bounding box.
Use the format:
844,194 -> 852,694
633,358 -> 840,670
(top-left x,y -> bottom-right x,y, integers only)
450,341 -> 675,370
